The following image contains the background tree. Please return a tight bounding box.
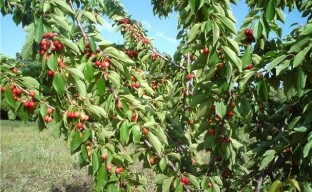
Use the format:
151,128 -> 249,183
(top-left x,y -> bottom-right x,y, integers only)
1,0 -> 312,191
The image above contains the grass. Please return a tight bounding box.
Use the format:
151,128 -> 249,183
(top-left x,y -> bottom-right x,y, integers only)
0,120 -> 92,192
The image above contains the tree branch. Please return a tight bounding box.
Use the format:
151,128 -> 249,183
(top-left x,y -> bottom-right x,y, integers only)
68,0 -> 88,43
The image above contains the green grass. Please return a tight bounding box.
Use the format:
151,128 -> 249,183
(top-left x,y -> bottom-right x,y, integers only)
0,120 -> 92,192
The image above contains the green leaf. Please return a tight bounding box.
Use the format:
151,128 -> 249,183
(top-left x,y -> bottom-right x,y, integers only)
267,55 -> 288,72
293,45 -> 311,68
84,62 -> 94,82
95,166 -> 108,191
303,139 -> 312,158
189,0 -> 197,13
253,21 -> 263,40
148,132 -> 163,154
108,71 -> 121,88
159,158 -> 167,172
257,79 -> 269,101
89,37 -> 97,53
241,46 -> 252,69
259,150 -> 276,170
53,73 -> 66,95
62,38 -> 80,54
294,126 -> 307,132
70,131 -> 82,153
5,85 -> 16,108
265,0 -> 275,21
81,130 -> 91,142
120,120 -> 129,145
188,23 -> 201,42
215,101 -> 226,118
289,179 -> 301,192
110,58 -> 125,74
162,176 -> 174,192
297,67 -> 307,97
83,11 -> 97,23
53,0 -> 73,14
216,14 -> 236,34
34,17 -> 43,43
66,67 -> 84,79
288,37 -> 310,53
105,47 -> 135,65
20,77 -> 40,89
132,124 -> 141,143
212,22 -> 220,46
96,77 -> 106,96
154,174 -> 168,184
187,174 -> 200,189
269,180 -> 283,192
92,150 -> 100,175
22,24 -> 35,59
47,54 -> 58,71
231,138 -> 243,149
222,46 -> 238,65
52,14 -> 70,32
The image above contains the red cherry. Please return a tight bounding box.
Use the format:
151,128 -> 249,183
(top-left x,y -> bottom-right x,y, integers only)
103,61 -> 110,68
149,157 -> 155,164
101,153 -> 107,160
202,48 -> 209,55
1,86 -> 6,93
74,111 -> 80,118
28,101 -> 36,108
246,64 -> 253,70
44,115 -> 52,123
24,101 -> 30,108
244,29 -> 253,36
12,68 -> 18,74
29,91 -> 36,97
77,122 -> 84,129
40,50 -> 46,55
208,128 -> 214,135
131,112 -> 137,122
48,32 -> 54,39
47,108 -> 54,114
142,128 -> 149,135
47,70 -> 55,77
116,100 -> 123,109
83,115 -> 90,121
106,165 -> 112,171
229,102 -> 235,108
115,167 -> 124,174
67,112 -> 74,119
258,73 -> 263,78
227,111 -> 234,117
43,33 -> 49,38
186,74 -> 194,80
40,40 -> 47,46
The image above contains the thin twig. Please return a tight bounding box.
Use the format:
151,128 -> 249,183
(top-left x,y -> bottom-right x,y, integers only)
68,0 -> 89,43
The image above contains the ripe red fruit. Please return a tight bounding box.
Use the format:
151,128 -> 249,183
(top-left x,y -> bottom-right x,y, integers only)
180,177 -> 189,185
217,63 -> 224,71
47,70 -> 55,77
101,153 -> 108,160
149,157 -> 155,164
115,167 -> 124,174
44,115 -> 52,123
131,112 -> 137,122
83,115 -> 90,121
106,164 -> 112,171
246,64 -> 253,70
28,91 -> 36,97
43,33 -> 48,38
227,111 -> 234,117
12,68 -> 18,74
244,28 -> 253,36
74,111 -> 80,118
24,101 -> 30,108
116,100 -> 123,109
77,122 -> 84,129
229,102 -> 235,108
208,128 -> 214,135
67,112 -> 74,119
40,50 -> 46,55
258,73 -> 263,78
40,40 -> 47,46
142,128 -> 149,135
13,88 -> 22,95
28,101 -> 36,108
133,82 -> 140,89
103,61 -> 110,68
186,73 -> 194,80
202,48 -> 209,55
1,86 -> 6,93
47,108 -> 54,114
48,32 -> 54,39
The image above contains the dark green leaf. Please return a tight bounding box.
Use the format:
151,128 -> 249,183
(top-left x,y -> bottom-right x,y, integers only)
70,131 -> 82,153
34,17 -> 43,43
47,54 -> 58,71
92,150 -> 100,175
53,73 -> 66,95
120,120 -> 129,145
95,166 -> 108,191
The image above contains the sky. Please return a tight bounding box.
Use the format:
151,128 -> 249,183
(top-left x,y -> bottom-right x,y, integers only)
0,0 -> 307,58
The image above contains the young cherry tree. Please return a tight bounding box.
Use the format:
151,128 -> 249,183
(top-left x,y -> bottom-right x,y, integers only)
1,0 -> 312,191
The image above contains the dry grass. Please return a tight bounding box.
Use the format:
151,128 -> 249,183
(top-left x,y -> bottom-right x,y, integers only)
0,120 -> 92,192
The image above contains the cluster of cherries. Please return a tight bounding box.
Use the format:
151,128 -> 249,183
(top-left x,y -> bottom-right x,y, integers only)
39,32 -> 63,56
66,111 -> 90,131
125,49 -> 139,58
93,58 -> 110,69
180,176 -> 190,186
244,28 -> 255,43
43,108 -> 54,123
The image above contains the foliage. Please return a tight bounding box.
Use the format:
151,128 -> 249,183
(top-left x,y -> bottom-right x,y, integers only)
1,0 -> 312,191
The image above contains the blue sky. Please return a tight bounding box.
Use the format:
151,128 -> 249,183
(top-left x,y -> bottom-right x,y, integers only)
0,1 -> 307,58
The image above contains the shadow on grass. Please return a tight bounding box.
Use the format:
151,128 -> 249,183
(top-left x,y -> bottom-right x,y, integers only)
51,180 -> 92,192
